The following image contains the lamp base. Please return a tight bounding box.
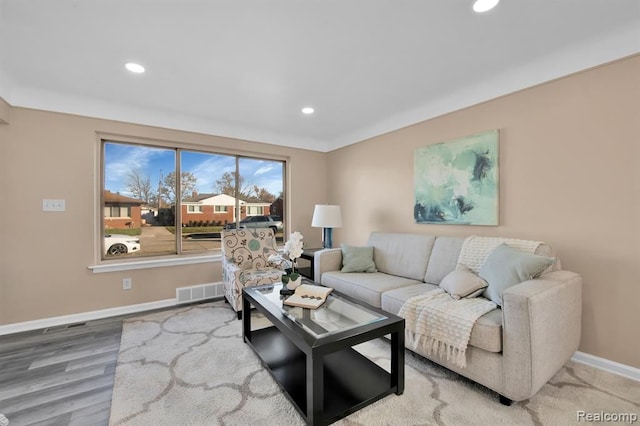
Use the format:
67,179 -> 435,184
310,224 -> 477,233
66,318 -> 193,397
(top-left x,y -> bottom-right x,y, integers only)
322,227 -> 333,249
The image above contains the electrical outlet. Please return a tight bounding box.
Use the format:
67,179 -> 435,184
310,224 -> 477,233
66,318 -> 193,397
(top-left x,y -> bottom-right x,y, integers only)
42,199 -> 66,211
122,278 -> 132,290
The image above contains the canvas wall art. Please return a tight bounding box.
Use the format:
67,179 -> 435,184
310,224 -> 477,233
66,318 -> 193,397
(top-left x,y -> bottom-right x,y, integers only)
414,130 -> 499,225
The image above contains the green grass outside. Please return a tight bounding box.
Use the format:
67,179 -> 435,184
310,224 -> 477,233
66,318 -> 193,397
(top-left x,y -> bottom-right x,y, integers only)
166,226 -> 224,235
104,228 -> 141,236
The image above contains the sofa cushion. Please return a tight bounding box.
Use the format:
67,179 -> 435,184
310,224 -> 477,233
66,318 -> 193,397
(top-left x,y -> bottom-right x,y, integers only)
470,309 -> 503,353
321,271 -> 421,308
479,243 -> 556,306
341,244 -> 377,273
367,232 -> 436,281
424,236 -> 466,284
440,266 -> 488,299
381,283 -> 439,314
381,284 -> 503,353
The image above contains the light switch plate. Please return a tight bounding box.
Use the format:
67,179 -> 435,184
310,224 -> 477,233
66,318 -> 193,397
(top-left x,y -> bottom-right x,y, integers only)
43,199 -> 66,211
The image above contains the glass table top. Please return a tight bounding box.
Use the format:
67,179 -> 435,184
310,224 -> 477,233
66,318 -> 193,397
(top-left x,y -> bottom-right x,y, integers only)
247,283 -> 388,338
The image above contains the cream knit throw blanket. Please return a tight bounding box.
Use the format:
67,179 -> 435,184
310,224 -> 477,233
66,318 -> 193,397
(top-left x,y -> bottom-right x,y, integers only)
456,235 -> 542,273
399,288 -> 497,368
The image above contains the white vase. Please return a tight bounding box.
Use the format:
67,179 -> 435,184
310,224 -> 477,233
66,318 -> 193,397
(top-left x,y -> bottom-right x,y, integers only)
286,276 -> 302,290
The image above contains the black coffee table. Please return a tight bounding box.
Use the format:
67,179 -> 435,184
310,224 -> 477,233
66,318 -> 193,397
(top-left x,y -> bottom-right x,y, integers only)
242,281 -> 404,426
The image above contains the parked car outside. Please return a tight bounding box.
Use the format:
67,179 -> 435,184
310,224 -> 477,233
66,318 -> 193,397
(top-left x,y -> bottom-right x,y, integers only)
104,234 -> 141,256
224,215 -> 283,233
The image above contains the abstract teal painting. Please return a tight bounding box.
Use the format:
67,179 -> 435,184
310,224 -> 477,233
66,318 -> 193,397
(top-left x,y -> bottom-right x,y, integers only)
414,130 -> 499,225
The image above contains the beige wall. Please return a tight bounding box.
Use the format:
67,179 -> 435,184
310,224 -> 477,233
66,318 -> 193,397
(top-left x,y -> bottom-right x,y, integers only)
0,108 -> 327,325
0,96 -> 9,123
327,55 -> 640,368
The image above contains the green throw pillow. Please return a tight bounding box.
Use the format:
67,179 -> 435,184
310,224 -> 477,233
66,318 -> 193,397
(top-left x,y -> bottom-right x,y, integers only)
479,243 -> 555,306
341,244 -> 377,273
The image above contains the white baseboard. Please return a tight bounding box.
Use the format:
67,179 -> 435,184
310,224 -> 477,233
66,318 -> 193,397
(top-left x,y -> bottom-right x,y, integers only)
0,282 -> 225,337
572,351 -> 640,382
0,299 -> 179,336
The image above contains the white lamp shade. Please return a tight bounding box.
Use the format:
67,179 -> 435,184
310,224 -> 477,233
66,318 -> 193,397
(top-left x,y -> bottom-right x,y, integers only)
311,205 -> 342,228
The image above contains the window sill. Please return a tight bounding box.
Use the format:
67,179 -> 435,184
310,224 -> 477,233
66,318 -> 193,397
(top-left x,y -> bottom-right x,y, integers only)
88,253 -> 221,273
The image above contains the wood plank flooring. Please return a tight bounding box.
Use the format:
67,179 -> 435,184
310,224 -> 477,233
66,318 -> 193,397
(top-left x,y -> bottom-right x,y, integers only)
0,315 -> 123,426
0,303 -> 210,426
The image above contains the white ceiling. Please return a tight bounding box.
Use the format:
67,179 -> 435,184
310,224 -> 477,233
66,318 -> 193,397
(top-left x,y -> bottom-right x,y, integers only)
1,0 -> 638,152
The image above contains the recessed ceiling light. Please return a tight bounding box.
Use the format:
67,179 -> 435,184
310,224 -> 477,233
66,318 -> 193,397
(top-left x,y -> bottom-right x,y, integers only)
301,107 -> 315,114
473,0 -> 499,13
125,62 -> 145,73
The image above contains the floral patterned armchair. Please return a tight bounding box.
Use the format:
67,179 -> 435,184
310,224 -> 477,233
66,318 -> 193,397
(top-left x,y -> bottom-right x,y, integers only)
222,228 -> 287,318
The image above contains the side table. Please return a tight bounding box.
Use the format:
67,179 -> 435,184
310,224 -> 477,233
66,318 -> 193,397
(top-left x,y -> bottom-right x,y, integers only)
298,248 -> 324,280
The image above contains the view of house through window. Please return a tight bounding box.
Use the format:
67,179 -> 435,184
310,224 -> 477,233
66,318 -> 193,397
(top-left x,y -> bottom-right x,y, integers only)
102,141 -> 285,259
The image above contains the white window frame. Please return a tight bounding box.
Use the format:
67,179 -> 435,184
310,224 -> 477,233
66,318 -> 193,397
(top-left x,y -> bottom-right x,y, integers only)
94,134 -> 287,272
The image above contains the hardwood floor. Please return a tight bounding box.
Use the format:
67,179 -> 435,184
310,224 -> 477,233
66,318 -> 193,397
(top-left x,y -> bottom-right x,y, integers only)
0,303 -> 208,426
0,315 -> 124,426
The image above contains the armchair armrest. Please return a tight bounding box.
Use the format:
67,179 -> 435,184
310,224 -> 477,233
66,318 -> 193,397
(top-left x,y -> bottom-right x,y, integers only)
313,248 -> 343,282
501,270 -> 582,401
222,260 -> 243,283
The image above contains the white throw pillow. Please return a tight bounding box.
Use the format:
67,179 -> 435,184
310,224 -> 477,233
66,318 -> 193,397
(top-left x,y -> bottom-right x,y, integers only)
440,266 -> 488,300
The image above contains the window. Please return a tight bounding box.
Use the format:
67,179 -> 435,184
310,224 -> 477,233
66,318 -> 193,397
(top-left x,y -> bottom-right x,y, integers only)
246,206 -> 264,216
102,140 -> 285,260
104,206 -> 131,217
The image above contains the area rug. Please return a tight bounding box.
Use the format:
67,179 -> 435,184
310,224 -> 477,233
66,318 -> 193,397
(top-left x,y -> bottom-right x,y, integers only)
108,301 -> 639,425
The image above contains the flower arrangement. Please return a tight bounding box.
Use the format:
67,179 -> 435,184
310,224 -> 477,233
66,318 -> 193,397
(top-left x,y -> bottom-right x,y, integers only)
267,231 -> 304,289
281,231 -> 304,287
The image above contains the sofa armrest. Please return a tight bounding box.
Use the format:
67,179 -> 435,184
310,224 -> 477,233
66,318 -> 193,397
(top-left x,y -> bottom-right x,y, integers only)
313,248 -> 343,282
501,270 -> 582,401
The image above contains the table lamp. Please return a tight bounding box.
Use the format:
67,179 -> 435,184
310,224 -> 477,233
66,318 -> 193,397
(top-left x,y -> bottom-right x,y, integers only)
311,204 -> 342,249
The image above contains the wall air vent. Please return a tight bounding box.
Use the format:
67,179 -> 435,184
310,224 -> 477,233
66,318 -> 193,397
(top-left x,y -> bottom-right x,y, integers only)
176,283 -> 222,304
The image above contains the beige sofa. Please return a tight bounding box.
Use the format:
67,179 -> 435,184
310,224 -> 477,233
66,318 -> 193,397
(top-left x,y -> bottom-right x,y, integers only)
314,232 -> 582,404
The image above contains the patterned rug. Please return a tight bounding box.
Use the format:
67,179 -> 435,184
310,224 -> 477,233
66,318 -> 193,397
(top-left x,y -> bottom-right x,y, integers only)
108,301 -> 639,425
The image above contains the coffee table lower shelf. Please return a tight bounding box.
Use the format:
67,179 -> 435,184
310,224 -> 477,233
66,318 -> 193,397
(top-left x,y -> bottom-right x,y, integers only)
246,326 -> 394,424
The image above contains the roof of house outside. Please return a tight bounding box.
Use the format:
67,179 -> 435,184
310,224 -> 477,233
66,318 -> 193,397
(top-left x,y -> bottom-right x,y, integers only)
183,193 -> 273,206
182,193 -> 219,203
239,195 -> 275,204
104,190 -> 143,205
